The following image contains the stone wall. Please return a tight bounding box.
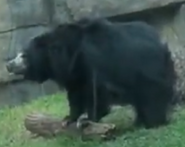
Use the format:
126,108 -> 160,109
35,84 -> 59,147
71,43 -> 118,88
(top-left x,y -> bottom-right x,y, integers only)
0,0 -> 184,107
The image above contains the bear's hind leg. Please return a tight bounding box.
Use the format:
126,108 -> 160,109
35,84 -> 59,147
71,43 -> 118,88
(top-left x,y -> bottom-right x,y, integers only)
134,105 -> 146,127
135,80 -> 173,129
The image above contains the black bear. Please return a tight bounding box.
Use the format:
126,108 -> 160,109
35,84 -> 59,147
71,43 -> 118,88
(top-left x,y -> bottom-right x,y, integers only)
6,18 -> 176,129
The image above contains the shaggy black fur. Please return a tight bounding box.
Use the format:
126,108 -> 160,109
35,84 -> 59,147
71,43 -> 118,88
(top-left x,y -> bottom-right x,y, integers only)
7,18 -> 176,128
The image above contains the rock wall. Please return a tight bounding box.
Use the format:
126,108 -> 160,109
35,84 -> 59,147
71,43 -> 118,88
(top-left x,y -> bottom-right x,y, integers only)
0,0 -> 59,108
0,0 -> 185,107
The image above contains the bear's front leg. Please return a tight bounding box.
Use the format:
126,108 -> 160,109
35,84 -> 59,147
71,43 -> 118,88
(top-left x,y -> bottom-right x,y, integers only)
61,87 -> 86,127
85,83 -> 110,122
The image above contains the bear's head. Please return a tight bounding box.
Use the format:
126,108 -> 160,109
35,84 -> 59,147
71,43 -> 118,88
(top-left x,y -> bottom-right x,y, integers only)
6,33 -> 53,83
6,24 -> 84,83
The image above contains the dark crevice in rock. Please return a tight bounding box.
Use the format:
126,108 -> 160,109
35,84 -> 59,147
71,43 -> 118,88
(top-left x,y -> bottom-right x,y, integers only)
108,3 -> 180,24
0,23 -> 48,34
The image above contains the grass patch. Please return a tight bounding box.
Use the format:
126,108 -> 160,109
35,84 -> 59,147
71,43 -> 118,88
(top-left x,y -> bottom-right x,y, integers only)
0,92 -> 185,147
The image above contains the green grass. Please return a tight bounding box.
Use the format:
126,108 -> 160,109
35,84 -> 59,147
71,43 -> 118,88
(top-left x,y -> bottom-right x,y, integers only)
0,92 -> 185,147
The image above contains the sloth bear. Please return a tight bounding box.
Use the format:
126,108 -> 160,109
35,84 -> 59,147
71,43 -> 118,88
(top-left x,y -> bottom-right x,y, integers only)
6,18 -> 176,129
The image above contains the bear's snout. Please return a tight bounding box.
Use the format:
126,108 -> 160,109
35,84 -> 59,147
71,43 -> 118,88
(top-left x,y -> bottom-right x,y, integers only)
6,53 -> 27,75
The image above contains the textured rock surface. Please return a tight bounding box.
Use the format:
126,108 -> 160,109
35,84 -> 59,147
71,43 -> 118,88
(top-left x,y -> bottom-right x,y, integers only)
147,4 -> 185,102
0,0 -> 185,107
162,5 -> 185,102
0,0 -> 60,107
67,0 -> 185,20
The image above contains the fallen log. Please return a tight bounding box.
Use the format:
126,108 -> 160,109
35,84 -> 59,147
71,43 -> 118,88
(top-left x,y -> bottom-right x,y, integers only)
24,112 -> 116,141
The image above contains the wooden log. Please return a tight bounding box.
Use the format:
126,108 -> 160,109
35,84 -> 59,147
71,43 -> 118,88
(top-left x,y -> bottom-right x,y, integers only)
24,112 -> 116,141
